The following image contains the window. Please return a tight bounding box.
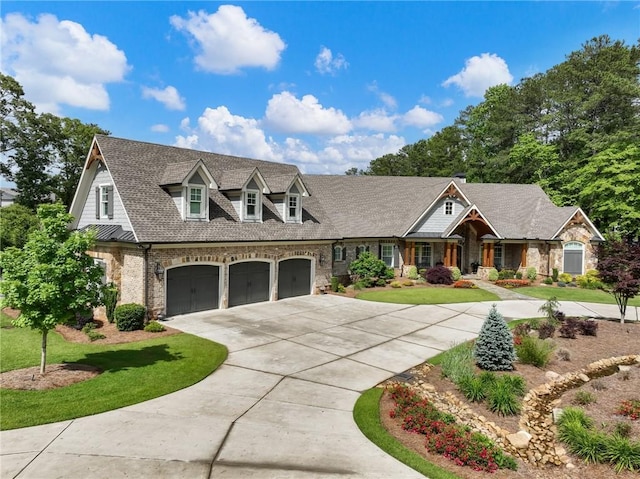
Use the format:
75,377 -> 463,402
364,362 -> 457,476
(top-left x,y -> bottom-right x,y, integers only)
287,194 -> 300,222
414,242 -> 432,268
188,187 -> 204,217
93,259 -> 107,285
494,245 -> 504,269
444,201 -> 454,215
563,241 -> 584,275
356,245 -> 368,258
333,245 -> 346,262
245,191 -> 258,219
95,185 -> 113,220
381,243 -> 394,267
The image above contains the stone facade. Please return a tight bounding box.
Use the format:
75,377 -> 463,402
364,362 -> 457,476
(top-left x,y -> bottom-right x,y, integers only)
549,224 -> 599,276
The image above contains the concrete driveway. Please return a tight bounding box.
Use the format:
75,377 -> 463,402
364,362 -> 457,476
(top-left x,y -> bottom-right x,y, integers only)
1,296 -> 620,478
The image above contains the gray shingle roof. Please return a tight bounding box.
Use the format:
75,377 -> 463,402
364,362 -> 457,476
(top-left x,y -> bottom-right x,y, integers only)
95,135 -> 339,243
159,161 -> 200,186
217,167 -> 258,191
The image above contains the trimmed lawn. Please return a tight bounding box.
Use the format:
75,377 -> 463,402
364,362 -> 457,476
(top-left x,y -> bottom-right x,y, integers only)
518,286 -> 640,307
353,388 -> 460,479
356,287 -> 499,304
0,315 -> 227,430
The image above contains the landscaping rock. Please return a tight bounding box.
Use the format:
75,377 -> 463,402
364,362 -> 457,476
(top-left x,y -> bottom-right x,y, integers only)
507,430 -> 531,449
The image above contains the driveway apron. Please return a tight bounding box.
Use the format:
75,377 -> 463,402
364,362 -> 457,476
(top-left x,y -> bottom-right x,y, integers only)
1,296 -> 619,478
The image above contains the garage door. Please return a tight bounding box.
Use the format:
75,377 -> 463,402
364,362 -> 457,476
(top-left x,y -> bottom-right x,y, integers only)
166,265 -> 219,316
228,261 -> 270,307
278,259 -> 312,299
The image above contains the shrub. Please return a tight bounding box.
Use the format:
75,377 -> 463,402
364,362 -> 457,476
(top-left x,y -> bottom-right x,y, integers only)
474,304 -> 516,371
440,342 -> 474,384
101,283 -> 119,323
376,278 -> 387,287
330,276 -> 340,292
552,268 -> 559,282
538,296 -> 560,322
537,320 -> 556,340
487,381 -> 521,416
526,267 -> 537,281
498,269 -> 516,280
384,267 -> 396,280
576,269 -> 603,290
617,399 -> 640,420
349,251 -> 388,280
559,316 -> 580,339
515,336 -> 555,367
591,380 -> 607,391
512,322 -> 531,338
453,279 -> 477,288
425,265 -> 453,285
390,280 -> 402,288
558,272 -> 573,283
144,321 -> 166,333
459,375 -> 487,402
578,319 -> 598,336
603,434 -> 640,473
495,279 -> 530,288
614,422 -> 632,438
574,391 -> 597,405
337,283 -> 346,293
543,277 -> 553,285
406,265 -> 419,280
500,374 -> 527,397
557,347 -> 571,361
114,303 -> 146,331
487,268 -> 499,281
401,280 -> 414,287
557,281 -> 566,287
515,271 -> 523,279
450,266 -> 461,281
81,321 -> 105,341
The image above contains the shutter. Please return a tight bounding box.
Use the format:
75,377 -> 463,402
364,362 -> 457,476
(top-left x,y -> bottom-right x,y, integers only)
366,246 -> 370,253
95,187 -> 100,219
341,246 -> 346,261
394,245 -> 400,268
107,186 -> 114,219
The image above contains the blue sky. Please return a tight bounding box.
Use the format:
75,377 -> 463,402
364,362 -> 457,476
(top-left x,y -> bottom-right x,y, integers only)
1,1 -> 638,175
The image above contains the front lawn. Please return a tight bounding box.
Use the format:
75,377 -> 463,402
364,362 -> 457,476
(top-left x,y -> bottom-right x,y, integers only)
356,287 -> 499,304
517,286 -> 640,307
0,314 -> 227,430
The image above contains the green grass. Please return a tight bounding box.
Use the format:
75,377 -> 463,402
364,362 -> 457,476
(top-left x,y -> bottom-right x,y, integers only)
517,287 -> 640,306
0,314 -> 227,430
356,287 -> 500,304
353,388 -> 461,479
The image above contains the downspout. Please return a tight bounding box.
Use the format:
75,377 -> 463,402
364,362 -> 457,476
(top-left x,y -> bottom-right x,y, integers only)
139,243 -> 152,315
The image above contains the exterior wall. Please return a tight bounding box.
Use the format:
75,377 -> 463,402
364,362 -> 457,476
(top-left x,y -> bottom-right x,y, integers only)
77,162 -> 131,230
526,242 -> 548,276
331,240 -> 381,277
549,224 -> 598,276
413,197 -> 466,234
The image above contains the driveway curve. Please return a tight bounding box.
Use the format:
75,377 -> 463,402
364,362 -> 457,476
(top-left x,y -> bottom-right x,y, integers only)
1,295 -> 621,478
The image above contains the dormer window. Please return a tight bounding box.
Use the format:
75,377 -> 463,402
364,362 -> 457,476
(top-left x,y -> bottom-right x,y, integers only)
444,201 -> 454,215
95,184 -> 113,220
286,193 -> 300,223
244,190 -> 261,221
188,186 -> 205,218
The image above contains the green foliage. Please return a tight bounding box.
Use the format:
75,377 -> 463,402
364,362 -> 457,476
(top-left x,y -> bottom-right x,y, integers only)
538,296 -> 560,322
603,434 -> 640,473
450,267 -> 461,281
614,422 -> 632,438
0,204 -> 39,250
336,283 -> 346,293
574,391 -> 597,405
330,276 -> 340,292
515,336 -> 555,367
498,269 -> 516,280
552,268 -> 559,282
384,267 -> 396,280
459,375 -> 487,402
376,278 -> 387,287
0,204 -> 103,374
474,304 -> 516,371
356,287 -> 500,304
488,268 -> 499,281
440,342 -> 474,384
101,282 -> 118,323
114,303 -> 146,332
558,272 -> 573,283
486,380 -> 521,416
526,267 -> 537,281
144,321 -> 166,333
406,265 -> 419,280
543,277 -> 553,285
576,269 -> 603,289
349,251 -> 388,280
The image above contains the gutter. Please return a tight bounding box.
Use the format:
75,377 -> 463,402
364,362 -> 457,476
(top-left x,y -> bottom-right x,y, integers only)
138,243 -> 152,316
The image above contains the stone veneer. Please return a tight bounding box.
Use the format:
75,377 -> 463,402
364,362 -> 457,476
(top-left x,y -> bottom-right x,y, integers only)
401,354 -> 639,468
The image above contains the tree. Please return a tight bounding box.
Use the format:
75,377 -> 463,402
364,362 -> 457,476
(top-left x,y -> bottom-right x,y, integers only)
597,239 -> 640,323
0,203 -> 39,250
474,304 -> 516,371
0,73 -> 109,210
348,251 -> 387,280
0,203 -> 104,374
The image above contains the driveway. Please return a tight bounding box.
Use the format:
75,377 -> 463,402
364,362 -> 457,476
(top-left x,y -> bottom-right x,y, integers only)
1,295 -> 620,478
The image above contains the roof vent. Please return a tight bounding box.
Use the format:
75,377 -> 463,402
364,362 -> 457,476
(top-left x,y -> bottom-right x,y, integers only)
453,172 -> 466,183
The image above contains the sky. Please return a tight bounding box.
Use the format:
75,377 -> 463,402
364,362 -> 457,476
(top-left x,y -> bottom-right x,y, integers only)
1,1 -> 639,175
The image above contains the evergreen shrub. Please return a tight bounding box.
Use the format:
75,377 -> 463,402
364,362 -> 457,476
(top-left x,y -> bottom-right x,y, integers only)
451,267 -> 462,281
488,268 -> 499,281
115,303 -> 146,331
474,304 -> 516,371
526,267 -> 537,281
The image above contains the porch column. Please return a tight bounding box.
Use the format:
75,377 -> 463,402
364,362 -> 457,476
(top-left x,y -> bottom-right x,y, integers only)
444,243 -> 451,267
488,243 -> 495,268
482,243 -> 489,267
521,244 -> 528,268
410,243 -> 416,266
451,243 -> 457,268
404,244 -> 411,265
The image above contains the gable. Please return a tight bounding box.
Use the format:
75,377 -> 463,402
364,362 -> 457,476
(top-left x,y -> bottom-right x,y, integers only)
409,197 -> 467,235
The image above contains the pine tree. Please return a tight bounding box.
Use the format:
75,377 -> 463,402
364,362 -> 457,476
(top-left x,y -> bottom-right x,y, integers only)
474,304 -> 516,371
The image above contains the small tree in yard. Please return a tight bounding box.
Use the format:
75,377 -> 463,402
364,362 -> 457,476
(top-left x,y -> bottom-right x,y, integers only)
474,304 -> 516,371
597,239 -> 640,323
0,204 -> 104,374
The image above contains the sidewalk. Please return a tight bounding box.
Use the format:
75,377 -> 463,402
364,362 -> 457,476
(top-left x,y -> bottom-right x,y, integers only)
472,279 -> 538,301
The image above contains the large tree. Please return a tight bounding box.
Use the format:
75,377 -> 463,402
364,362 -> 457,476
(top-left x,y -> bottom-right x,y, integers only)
0,73 -> 109,210
0,204 -> 104,374
0,203 -> 40,251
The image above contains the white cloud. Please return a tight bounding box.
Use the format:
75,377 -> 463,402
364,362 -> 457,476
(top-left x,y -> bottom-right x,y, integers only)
264,91 -> 351,135
314,46 -> 348,75
440,98 -> 454,107
316,134 -> 406,173
0,13 -> 129,113
442,53 -> 513,97
151,124 -> 170,133
170,5 -> 286,74
367,82 -> 397,109
175,106 -> 278,160
142,86 -> 186,111
418,95 -> 432,105
352,109 -> 398,133
402,106 -> 444,129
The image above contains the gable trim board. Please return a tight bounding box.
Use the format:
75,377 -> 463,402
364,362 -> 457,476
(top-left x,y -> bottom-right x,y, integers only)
72,135 -> 604,317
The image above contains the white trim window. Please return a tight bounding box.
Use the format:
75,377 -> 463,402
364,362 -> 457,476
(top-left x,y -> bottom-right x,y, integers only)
244,190 -> 261,221
381,243 -> 394,267
494,244 -> 504,269
95,184 -> 113,220
563,241 -> 584,275
356,245 -> 369,258
188,186 -> 206,219
415,242 -> 432,268
444,200 -> 454,215
333,245 -> 346,262
286,194 -> 300,223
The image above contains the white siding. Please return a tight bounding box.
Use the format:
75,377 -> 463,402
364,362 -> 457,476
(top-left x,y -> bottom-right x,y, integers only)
77,162 -> 131,230
228,192 -> 242,219
412,198 -> 466,234
169,187 -> 183,218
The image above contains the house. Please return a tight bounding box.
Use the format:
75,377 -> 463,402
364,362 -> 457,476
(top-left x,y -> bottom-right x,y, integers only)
0,187 -> 18,207
70,135 -> 604,317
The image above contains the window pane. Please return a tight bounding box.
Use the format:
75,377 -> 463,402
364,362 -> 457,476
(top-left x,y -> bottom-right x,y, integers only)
334,246 -> 342,261
246,192 -> 257,217
382,244 -> 393,267
288,195 -> 298,218
190,201 -> 201,215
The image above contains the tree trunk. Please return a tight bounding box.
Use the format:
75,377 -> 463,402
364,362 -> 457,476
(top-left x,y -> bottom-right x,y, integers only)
40,329 -> 48,375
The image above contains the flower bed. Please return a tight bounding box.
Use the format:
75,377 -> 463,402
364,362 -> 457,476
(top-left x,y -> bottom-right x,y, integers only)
453,280 -> 478,289
494,279 -> 530,288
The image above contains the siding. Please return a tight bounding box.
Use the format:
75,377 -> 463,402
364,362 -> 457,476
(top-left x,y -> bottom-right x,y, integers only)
228,192 -> 242,218
77,162 -> 132,231
169,187 -> 183,217
412,198 -> 466,234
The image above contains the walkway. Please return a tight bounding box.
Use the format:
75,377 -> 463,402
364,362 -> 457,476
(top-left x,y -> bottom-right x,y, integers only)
471,279 -> 538,300
0,296 -> 621,479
